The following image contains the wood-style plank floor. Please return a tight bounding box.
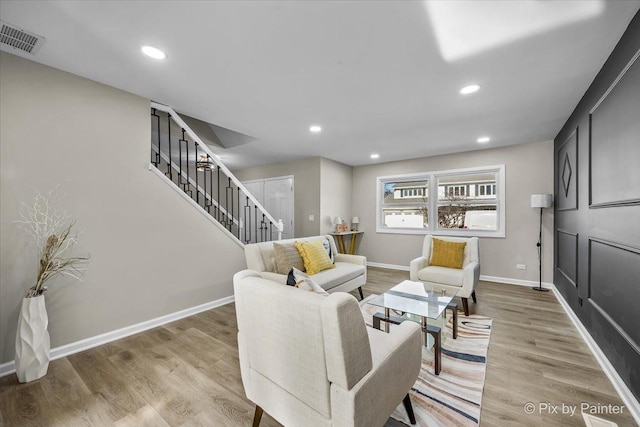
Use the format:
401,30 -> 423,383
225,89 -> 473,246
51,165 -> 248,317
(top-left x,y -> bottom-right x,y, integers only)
0,267 -> 636,426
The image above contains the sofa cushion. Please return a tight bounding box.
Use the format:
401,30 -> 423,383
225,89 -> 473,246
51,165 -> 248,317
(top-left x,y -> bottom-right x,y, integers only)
417,266 -> 464,287
295,240 -> 336,275
430,238 -> 466,269
274,242 -> 305,274
312,262 -> 365,291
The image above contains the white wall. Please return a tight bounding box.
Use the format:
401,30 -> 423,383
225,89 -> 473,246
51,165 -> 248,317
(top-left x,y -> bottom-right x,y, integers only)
320,158 -> 353,234
352,141 -> 554,283
0,53 -> 245,364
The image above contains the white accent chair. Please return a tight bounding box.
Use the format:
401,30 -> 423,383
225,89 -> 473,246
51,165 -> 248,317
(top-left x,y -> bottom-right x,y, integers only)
234,269 -> 422,427
410,235 -> 480,316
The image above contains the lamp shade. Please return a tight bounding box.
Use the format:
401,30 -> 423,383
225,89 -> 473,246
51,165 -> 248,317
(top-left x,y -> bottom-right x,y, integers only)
351,216 -> 360,224
333,216 -> 343,225
531,194 -> 553,208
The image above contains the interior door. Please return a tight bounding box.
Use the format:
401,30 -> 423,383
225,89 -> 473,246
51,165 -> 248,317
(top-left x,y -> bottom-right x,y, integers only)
265,177 -> 294,239
242,177 -> 294,240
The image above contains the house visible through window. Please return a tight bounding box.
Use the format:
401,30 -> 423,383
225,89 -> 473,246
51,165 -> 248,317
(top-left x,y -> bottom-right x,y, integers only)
377,165 -> 505,237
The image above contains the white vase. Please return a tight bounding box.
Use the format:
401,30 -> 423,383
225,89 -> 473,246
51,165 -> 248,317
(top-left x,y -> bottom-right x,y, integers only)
15,295 -> 50,383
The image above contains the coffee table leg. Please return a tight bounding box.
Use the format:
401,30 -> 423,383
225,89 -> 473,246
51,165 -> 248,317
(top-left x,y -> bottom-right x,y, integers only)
384,308 -> 390,333
447,302 -> 458,339
426,325 -> 442,375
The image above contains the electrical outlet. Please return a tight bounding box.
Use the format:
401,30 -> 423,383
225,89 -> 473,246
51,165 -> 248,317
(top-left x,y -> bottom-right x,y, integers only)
516,264 -> 526,270
308,215 -> 314,221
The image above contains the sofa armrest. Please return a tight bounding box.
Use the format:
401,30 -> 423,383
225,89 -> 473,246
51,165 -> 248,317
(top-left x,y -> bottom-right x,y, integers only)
260,271 -> 287,285
409,256 -> 428,281
335,253 -> 366,266
330,322 -> 422,426
460,261 -> 480,298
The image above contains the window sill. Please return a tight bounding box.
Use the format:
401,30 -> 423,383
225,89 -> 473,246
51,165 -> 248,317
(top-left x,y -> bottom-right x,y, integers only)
375,227 -> 505,238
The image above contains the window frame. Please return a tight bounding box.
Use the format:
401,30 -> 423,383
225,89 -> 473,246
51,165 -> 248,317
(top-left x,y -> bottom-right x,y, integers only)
376,164 -> 506,238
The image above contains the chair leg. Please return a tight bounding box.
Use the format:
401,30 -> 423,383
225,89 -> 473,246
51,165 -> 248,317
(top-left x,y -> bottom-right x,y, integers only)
471,290 -> 477,304
252,406 -> 263,427
358,286 -> 364,300
402,393 -> 417,425
462,298 -> 470,316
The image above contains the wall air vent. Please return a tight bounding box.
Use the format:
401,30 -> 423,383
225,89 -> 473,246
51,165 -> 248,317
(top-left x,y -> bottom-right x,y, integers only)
0,20 -> 45,55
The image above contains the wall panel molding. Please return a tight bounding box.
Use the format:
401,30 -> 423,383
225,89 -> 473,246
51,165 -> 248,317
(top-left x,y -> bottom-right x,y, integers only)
588,237 -> 640,354
557,128 -> 578,211
589,49 -> 640,208
556,229 -> 578,288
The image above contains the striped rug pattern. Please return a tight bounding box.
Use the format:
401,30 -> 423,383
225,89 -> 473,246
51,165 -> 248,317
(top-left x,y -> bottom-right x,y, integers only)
360,295 -> 492,426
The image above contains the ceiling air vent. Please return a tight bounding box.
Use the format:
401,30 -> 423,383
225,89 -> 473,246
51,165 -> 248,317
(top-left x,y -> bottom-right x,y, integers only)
0,20 -> 45,55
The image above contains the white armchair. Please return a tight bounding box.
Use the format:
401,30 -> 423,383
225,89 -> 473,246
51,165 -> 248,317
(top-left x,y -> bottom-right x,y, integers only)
410,235 -> 480,316
234,269 -> 422,427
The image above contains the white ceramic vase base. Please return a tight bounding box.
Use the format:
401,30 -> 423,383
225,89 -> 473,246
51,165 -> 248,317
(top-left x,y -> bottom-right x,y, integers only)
15,295 -> 50,383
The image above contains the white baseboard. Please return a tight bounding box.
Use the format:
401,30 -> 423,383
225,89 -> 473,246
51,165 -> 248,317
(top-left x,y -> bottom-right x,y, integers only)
550,286 -> 640,426
366,262 -> 554,288
0,295 -> 235,378
478,274 -> 553,289
367,261 -> 410,271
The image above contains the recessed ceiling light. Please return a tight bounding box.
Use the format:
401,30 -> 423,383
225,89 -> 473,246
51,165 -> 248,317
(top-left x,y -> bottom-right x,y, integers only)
477,136 -> 490,143
460,84 -> 481,95
309,125 -> 322,133
370,153 -> 380,159
141,45 -> 167,60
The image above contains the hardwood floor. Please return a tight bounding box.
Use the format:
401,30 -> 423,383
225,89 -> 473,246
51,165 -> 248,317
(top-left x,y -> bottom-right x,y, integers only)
0,267 -> 636,426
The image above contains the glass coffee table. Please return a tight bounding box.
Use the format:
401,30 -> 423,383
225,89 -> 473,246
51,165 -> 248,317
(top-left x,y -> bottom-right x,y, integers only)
367,280 -> 459,375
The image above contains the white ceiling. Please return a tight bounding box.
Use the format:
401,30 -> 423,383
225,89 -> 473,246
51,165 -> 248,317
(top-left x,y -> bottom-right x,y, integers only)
1,1 -> 638,169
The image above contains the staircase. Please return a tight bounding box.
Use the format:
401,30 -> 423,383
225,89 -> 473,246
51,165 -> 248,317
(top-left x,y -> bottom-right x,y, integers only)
149,102 -> 283,246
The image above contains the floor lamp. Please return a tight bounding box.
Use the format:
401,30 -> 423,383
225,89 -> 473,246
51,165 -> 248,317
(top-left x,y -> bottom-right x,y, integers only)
531,194 -> 553,292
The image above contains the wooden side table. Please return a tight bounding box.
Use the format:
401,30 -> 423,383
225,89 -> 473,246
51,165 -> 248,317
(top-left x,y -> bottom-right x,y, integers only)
329,231 -> 363,254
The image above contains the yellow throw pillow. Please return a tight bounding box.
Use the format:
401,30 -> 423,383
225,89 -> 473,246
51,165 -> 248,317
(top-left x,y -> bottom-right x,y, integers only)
295,240 -> 336,275
430,238 -> 467,269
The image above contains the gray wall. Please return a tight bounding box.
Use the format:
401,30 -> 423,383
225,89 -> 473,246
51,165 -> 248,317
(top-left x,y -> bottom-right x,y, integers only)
233,157 -> 322,237
553,13 -> 639,400
352,141 -> 554,282
320,158 -> 353,234
0,53 -> 245,365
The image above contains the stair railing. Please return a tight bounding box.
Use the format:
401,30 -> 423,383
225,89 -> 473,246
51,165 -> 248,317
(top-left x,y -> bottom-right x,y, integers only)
150,102 -> 283,245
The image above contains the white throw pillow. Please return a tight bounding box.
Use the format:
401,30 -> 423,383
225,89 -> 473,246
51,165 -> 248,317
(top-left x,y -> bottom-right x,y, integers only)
292,267 -> 329,296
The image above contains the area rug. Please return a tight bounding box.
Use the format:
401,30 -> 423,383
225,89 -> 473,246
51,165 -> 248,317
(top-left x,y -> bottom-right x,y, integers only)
360,295 -> 492,427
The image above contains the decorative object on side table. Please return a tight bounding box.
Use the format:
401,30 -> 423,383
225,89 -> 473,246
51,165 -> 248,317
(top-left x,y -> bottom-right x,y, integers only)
530,194 -> 553,292
351,216 -> 360,231
332,216 -> 344,233
14,189 -> 90,383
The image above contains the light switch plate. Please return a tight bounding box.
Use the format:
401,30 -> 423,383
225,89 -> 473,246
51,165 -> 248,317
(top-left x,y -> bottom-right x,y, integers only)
308,215 -> 314,221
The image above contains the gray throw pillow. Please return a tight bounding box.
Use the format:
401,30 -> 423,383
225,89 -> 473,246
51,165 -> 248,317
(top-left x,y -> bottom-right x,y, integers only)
273,242 -> 305,275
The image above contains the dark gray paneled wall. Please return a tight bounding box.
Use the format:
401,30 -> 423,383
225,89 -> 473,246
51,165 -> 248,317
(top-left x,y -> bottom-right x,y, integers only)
554,12 -> 640,400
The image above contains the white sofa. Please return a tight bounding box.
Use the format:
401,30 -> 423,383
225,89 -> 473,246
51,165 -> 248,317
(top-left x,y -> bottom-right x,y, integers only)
410,235 -> 480,316
244,234 -> 367,299
234,269 -> 422,426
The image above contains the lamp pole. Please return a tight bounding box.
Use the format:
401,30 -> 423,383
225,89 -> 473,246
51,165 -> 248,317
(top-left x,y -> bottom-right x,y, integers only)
533,206 -> 548,292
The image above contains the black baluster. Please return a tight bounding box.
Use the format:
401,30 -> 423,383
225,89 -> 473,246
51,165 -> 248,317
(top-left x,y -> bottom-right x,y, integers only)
167,114 -> 172,180
195,141 -> 199,205
261,214 -> 267,242
270,222 -> 273,242
183,129 -> 191,196
151,108 -> 160,166
237,187 -> 241,239
206,155 -> 213,209
244,197 -> 251,244
217,166 -> 221,222
226,177 -> 233,231
254,206 -> 258,242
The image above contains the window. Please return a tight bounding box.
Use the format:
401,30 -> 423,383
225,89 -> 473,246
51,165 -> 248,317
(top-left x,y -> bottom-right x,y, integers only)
381,180 -> 429,229
377,165 -> 505,237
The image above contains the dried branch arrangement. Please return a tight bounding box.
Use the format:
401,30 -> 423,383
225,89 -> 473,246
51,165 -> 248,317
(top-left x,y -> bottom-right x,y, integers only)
16,189 -> 90,297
